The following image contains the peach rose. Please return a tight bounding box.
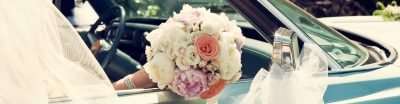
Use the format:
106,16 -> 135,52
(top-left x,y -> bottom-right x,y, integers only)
196,35 -> 220,61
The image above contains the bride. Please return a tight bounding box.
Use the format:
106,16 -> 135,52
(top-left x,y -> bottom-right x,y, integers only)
0,0 -> 155,103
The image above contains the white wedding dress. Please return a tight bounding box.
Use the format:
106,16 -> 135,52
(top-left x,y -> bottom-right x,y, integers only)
0,0 -> 117,103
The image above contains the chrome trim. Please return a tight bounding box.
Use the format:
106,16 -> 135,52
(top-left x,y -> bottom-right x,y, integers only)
258,0 -> 343,69
332,27 -> 399,65
272,27 -> 299,70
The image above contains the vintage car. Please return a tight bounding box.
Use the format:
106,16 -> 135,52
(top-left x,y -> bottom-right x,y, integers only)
51,0 -> 400,103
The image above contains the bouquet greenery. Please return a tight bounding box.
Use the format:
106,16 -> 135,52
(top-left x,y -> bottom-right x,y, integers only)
373,1 -> 400,21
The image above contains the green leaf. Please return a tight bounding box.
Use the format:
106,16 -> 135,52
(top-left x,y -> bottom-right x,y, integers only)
391,0 -> 398,6
376,2 -> 385,10
373,10 -> 383,16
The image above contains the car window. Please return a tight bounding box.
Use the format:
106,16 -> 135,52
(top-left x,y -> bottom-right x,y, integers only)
112,0 -> 247,22
267,0 -> 369,68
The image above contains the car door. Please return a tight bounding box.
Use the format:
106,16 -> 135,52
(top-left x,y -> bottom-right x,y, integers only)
220,0 -> 400,104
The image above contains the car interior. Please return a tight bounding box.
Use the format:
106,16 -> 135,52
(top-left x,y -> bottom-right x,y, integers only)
79,17 -> 273,82
58,0 -> 394,83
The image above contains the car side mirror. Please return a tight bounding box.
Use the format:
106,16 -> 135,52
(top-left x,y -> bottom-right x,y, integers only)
272,27 -> 299,70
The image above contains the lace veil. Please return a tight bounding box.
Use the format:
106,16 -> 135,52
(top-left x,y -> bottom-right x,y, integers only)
0,0 -> 117,103
240,43 -> 329,104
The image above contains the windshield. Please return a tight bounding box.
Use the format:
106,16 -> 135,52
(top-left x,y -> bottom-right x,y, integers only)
266,0 -> 368,68
112,0 -> 247,22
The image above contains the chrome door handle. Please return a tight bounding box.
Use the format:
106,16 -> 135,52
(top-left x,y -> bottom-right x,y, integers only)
272,27 -> 299,70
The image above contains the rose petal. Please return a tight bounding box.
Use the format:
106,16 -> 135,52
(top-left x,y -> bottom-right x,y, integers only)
196,35 -> 220,60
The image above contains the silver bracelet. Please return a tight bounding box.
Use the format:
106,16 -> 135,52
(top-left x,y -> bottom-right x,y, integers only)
124,74 -> 135,89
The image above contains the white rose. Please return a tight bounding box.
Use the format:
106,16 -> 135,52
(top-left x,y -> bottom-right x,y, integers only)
216,41 -> 242,80
220,32 -> 236,45
177,4 -> 207,19
161,22 -> 190,43
147,21 -> 188,53
143,53 -> 175,89
183,45 -> 201,66
230,71 -> 242,83
189,31 -> 202,42
158,22 -> 186,52
219,13 -> 229,22
192,5 -> 207,15
173,41 -> 187,57
146,29 -> 164,52
192,21 -> 201,32
206,60 -> 219,72
198,60 -> 208,68
165,17 -> 174,23
200,13 -> 223,35
175,56 -> 190,70
160,20 -> 184,30
145,46 -> 154,61
226,21 -> 242,37
165,46 -> 175,60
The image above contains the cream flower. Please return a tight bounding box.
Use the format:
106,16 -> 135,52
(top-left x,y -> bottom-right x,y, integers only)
183,45 -> 201,66
216,41 -> 242,81
154,22 -> 187,52
176,56 -> 190,71
145,29 -> 164,52
165,46 -> 175,60
173,41 -> 187,57
143,53 -> 175,89
200,13 -> 223,35
145,46 -> 154,61
224,21 -> 242,38
206,60 -> 219,72
230,71 -> 242,83
173,4 -> 207,26
189,31 -> 202,43
192,21 -> 202,32
220,32 -> 236,46
198,60 -> 208,68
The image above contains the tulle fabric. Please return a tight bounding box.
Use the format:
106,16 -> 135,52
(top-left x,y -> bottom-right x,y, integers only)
0,0 -> 117,103
241,43 -> 329,104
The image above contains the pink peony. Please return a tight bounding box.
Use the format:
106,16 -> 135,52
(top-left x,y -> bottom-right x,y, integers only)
235,35 -> 245,53
173,10 -> 201,25
171,68 -> 209,97
196,35 -> 220,61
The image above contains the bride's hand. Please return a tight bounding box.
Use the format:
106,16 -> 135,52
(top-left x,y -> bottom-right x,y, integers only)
113,69 -> 156,90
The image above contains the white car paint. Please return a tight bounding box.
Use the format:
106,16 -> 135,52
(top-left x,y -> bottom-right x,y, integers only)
319,16 -> 400,66
319,16 -> 400,104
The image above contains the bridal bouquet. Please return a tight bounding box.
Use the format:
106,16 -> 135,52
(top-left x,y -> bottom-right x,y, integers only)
143,5 -> 244,99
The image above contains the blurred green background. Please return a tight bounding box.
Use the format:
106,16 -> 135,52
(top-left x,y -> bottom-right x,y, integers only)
55,0 -> 400,19
290,0 -> 400,17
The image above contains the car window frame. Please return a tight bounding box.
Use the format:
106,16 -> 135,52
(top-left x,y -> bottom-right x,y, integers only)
256,0 -> 398,74
266,0 -> 372,69
228,0 -> 344,70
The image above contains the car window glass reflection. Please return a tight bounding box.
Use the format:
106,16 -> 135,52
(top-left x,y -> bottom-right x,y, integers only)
268,0 -> 369,68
